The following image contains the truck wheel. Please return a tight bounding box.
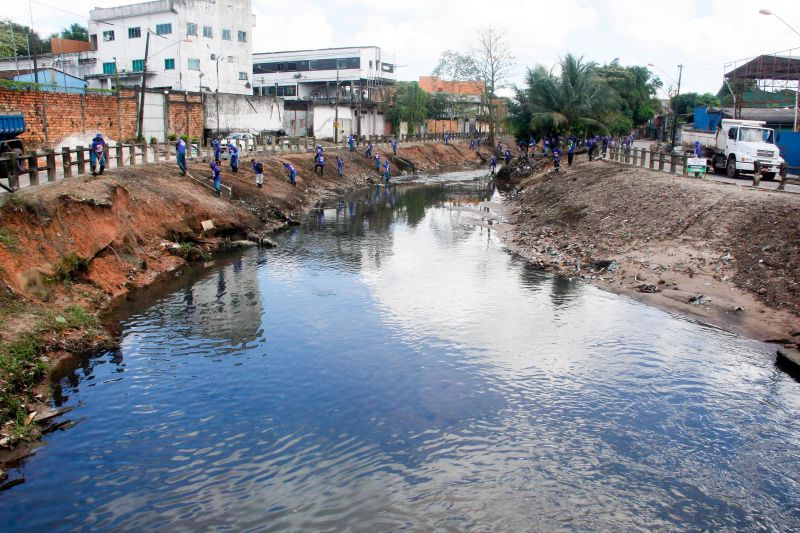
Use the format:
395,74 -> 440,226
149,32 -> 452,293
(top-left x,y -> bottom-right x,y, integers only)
726,157 -> 739,179
762,172 -> 776,181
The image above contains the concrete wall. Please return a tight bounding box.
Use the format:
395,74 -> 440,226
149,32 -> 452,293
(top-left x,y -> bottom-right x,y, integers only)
313,104 -> 353,139
205,93 -> 283,133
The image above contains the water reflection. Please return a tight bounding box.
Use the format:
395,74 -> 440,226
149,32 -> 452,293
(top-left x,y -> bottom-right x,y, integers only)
2,180 -> 799,532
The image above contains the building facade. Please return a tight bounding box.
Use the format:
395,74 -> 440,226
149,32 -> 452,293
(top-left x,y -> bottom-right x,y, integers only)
87,0 -> 254,95
251,46 -> 395,139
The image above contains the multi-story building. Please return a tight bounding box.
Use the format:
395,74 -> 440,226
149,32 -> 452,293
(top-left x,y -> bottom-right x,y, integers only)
251,46 -> 396,101
251,46 -> 396,139
86,0 -> 255,95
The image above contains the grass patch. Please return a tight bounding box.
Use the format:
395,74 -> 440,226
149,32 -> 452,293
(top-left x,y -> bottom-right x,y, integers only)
52,253 -> 89,282
0,333 -> 45,438
0,228 -> 16,249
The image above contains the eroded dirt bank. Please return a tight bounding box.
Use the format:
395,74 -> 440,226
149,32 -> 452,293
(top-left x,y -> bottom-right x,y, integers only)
498,154 -> 800,343
0,141 -> 488,452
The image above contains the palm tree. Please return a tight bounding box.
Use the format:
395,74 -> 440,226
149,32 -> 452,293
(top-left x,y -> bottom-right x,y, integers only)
526,54 -> 618,135
60,23 -> 88,42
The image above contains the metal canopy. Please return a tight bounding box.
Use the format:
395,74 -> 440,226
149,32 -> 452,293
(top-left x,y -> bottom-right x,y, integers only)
725,54 -> 800,80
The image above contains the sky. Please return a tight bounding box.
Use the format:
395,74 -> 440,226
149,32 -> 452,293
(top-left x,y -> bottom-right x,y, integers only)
10,0 -> 800,97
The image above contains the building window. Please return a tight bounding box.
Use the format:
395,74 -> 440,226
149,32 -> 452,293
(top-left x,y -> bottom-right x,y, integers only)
202,25 -> 213,38
238,72 -> 248,80
103,30 -> 115,42
132,59 -> 145,72
102,62 -> 116,75
186,22 -> 197,36
276,85 -> 296,97
237,31 -> 247,42
228,56 -> 234,63
128,27 -> 141,39
222,29 -> 231,41
164,58 -> 175,70
188,58 -> 200,71
155,23 -> 172,35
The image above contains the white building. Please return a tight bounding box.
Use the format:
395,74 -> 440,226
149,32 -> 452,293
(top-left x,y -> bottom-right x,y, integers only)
251,46 -> 396,139
87,0 -> 255,95
252,46 -> 396,101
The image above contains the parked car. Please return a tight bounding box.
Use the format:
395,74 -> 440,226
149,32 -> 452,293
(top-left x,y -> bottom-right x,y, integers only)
221,132 -> 255,151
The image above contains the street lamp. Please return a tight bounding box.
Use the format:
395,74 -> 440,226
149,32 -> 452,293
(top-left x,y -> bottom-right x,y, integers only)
759,8 -> 800,131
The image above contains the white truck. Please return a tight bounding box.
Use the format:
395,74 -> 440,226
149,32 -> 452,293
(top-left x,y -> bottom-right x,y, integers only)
681,119 -> 784,180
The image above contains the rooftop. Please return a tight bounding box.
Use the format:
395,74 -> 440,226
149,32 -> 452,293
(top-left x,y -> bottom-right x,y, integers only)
90,0 -> 173,21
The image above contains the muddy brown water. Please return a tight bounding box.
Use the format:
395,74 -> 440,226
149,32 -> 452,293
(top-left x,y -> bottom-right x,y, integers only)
2,172 -> 799,531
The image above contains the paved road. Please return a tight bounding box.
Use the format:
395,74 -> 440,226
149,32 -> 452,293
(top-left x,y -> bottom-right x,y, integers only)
627,140 -> 799,194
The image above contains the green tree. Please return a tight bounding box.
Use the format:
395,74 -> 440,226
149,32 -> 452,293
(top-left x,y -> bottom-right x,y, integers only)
526,54 -> 619,136
672,92 -> 720,116
0,19 -> 49,57
389,82 -> 430,134
507,86 -> 532,139
597,60 -> 662,127
60,23 -> 88,41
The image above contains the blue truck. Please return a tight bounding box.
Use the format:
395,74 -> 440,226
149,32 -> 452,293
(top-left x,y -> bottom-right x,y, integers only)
0,113 -> 25,188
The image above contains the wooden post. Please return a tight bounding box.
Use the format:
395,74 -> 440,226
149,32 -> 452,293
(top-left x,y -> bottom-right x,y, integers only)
46,150 -> 56,182
141,142 -> 148,163
670,154 -> 677,174
27,152 -> 39,186
116,144 -> 124,167
62,147 -> 72,179
76,146 -> 86,175
649,150 -> 656,169
129,144 -> 137,166
681,154 -> 689,176
658,153 -> 666,171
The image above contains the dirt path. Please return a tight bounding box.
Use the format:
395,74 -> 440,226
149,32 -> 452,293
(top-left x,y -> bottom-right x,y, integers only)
497,154 -> 800,343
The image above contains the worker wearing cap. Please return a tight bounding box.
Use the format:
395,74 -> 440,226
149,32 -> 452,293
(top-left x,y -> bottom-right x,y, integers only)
90,133 -> 106,176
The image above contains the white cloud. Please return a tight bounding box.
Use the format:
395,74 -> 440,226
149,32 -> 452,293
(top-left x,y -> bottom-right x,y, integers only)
9,0 -> 800,94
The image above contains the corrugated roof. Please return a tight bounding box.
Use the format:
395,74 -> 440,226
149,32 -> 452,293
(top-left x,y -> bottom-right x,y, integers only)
719,106 -> 797,124
725,54 -> 800,81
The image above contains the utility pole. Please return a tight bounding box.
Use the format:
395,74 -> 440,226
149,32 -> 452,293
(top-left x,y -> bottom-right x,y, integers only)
28,0 -> 39,85
670,64 -> 684,148
137,30 -> 151,140
334,59 -> 340,144
215,55 -> 220,136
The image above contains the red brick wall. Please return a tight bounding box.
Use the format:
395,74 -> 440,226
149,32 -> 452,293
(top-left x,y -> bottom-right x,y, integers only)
167,92 -> 204,139
0,88 -> 203,148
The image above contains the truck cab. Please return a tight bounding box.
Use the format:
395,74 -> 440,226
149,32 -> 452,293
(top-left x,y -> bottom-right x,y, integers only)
717,119 -> 783,179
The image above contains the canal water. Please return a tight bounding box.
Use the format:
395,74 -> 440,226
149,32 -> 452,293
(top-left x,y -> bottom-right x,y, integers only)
3,176 -> 800,531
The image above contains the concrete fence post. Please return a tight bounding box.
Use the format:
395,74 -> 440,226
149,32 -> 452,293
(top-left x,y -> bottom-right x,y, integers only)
129,144 -> 137,166
777,163 -> 788,190
46,150 -> 56,182
62,147 -> 72,179
7,151 -> 19,190
658,153 -> 666,171
27,152 -> 39,186
76,146 -> 86,175
681,154 -> 689,176
116,144 -> 124,167
649,150 -> 656,169
752,161 -> 762,186
669,154 -> 677,174
141,142 -> 148,163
